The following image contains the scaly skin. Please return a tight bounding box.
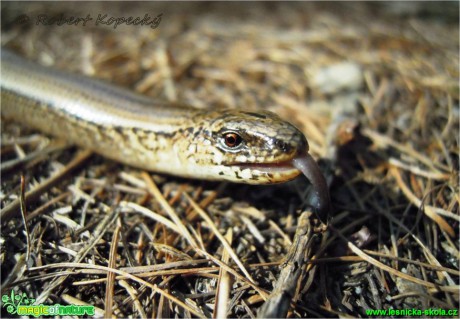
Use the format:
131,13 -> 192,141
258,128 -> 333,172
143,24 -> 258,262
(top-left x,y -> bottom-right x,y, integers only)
1,49 -> 308,184
1,48 -> 330,220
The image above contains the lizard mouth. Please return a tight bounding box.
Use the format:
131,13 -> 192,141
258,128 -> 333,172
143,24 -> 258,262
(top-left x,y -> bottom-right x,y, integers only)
232,160 -> 298,173
231,153 -> 331,224
228,150 -> 304,174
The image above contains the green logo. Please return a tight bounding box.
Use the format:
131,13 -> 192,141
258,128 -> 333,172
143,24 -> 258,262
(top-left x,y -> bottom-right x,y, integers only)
2,290 -> 35,315
2,290 -> 95,317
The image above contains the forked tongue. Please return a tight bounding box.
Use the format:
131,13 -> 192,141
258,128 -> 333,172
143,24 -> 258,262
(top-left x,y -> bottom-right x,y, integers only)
292,153 -> 331,224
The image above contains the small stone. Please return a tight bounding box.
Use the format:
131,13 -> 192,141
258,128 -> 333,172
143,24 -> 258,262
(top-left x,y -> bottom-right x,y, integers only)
311,62 -> 363,94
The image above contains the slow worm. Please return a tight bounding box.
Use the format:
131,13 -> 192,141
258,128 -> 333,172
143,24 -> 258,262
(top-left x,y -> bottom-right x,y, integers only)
1,49 -> 331,222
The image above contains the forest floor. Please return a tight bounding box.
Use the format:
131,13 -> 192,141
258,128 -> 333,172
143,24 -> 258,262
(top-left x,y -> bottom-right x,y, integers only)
1,2 -> 459,318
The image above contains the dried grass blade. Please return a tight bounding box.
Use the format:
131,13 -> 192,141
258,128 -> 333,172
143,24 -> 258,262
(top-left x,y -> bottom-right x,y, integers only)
104,221 -> 121,319
1,149 -> 93,222
183,192 -> 255,284
390,167 -> 455,237
19,175 -> 31,264
119,280 -> 147,319
120,201 -> 181,234
141,172 -> 199,249
331,226 -> 459,293
34,207 -> 120,304
195,248 -> 269,300
30,263 -> 207,318
214,229 -> 232,319
363,129 -> 449,172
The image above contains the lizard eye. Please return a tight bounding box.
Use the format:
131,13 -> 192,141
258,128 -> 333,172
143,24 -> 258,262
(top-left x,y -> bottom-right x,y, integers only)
223,132 -> 243,148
